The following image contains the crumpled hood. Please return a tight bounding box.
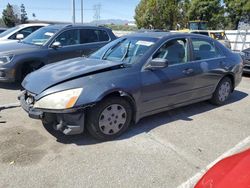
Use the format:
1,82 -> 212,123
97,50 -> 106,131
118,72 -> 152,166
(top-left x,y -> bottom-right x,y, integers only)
22,57 -> 124,94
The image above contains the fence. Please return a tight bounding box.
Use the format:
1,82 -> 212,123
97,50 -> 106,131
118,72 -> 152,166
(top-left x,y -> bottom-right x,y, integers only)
113,30 -> 250,51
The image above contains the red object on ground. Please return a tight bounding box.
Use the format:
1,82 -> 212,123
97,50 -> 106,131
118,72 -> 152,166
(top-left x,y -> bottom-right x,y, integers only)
195,149 -> 250,188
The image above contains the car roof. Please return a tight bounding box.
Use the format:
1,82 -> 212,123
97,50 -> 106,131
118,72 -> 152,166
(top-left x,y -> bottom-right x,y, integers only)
44,24 -> 111,31
125,31 -> 212,40
18,23 -> 49,27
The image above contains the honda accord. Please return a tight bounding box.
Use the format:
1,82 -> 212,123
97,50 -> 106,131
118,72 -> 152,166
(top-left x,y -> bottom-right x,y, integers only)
20,32 -> 243,140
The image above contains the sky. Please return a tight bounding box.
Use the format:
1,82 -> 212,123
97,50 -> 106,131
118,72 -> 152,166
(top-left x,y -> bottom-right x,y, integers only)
0,0 -> 140,22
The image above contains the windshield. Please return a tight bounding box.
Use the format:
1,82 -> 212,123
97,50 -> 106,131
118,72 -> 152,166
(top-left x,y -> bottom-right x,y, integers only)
22,27 -> 59,46
0,25 -> 20,38
89,38 -> 155,64
189,22 -> 208,30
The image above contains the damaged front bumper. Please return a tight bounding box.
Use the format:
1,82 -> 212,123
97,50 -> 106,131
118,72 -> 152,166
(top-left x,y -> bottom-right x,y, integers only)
19,91 -> 87,135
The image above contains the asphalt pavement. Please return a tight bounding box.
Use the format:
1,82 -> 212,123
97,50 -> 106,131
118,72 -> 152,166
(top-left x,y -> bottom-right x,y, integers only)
0,76 -> 249,188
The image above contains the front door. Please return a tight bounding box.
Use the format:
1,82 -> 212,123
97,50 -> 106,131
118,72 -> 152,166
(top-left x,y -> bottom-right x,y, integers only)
48,29 -> 82,63
140,38 -> 200,114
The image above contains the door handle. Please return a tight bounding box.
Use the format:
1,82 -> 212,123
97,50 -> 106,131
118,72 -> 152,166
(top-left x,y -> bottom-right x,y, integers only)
183,68 -> 194,75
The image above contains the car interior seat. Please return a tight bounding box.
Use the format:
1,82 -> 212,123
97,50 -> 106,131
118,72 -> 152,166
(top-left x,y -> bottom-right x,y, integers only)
165,41 -> 185,65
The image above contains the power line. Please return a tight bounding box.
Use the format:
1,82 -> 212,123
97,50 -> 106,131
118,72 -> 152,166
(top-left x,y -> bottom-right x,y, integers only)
93,3 -> 101,21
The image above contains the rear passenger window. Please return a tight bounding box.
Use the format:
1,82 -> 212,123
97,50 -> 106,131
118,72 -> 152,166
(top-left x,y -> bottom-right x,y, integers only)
191,39 -> 223,60
80,29 -> 98,43
80,29 -> 110,44
95,30 -> 110,41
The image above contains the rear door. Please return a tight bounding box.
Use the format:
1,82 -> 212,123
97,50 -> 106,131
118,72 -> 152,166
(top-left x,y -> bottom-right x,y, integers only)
140,37 -> 200,114
189,37 -> 227,98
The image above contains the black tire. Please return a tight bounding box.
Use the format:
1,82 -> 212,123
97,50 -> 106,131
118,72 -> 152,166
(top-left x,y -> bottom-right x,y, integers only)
86,96 -> 133,141
210,77 -> 232,105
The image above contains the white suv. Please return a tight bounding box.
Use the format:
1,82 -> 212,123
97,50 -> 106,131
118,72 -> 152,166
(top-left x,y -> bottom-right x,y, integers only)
0,23 -> 48,43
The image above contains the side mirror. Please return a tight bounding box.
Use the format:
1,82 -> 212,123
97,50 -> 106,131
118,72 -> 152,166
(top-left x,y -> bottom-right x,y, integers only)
16,33 -> 24,40
51,41 -> 61,49
146,58 -> 168,70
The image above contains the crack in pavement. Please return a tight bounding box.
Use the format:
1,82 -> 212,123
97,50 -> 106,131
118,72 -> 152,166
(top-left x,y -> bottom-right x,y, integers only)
0,103 -> 20,111
145,132 -> 207,170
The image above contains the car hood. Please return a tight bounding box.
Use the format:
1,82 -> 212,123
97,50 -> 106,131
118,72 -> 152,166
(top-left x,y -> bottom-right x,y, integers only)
22,57 -> 124,94
0,41 -> 40,55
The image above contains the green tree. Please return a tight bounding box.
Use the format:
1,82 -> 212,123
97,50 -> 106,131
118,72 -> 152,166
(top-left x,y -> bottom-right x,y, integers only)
134,0 -> 181,30
224,0 -> 250,29
2,3 -> 18,27
188,0 -> 225,29
20,4 -> 28,24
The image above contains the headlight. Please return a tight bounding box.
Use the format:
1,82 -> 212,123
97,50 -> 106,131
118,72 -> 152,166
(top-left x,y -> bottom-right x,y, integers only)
0,55 -> 14,64
34,88 -> 83,110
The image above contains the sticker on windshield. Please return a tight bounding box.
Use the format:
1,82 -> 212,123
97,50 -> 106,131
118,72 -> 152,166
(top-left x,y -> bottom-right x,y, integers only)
136,41 -> 154,46
44,32 -> 54,37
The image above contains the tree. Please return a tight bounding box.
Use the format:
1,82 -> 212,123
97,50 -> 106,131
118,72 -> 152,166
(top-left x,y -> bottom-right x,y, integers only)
188,0 -> 225,29
134,0 -> 181,30
20,4 -> 28,24
2,3 -> 17,27
224,0 -> 250,29
32,13 -> 36,20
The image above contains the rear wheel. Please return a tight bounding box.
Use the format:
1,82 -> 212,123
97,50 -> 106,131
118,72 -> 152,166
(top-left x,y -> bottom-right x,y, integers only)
87,96 -> 132,141
210,77 -> 232,105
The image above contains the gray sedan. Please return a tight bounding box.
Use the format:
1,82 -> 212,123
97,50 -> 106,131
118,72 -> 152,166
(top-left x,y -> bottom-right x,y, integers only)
20,32 -> 243,140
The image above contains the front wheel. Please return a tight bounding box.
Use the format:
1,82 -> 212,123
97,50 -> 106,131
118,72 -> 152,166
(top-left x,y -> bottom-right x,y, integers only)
210,77 -> 232,105
86,96 -> 133,141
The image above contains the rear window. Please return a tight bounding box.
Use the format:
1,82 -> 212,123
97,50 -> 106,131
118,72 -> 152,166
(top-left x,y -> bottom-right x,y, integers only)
80,29 -> 109,44
191,39 -> 223,60
210,32 -> 226,40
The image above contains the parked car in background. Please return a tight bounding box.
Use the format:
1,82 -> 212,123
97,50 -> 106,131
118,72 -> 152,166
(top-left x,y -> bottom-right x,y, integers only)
195,149 -> 250,188
0,27 -> 7,34
240,47 -> 250,73
190,30 -> 231,49
0,24 -> 116,83
0,23 -> 48,42
20,32 -> 243,140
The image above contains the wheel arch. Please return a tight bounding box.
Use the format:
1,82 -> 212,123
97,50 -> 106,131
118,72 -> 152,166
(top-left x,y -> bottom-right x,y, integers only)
16,59 -> 45,82
97,90 -> 137,123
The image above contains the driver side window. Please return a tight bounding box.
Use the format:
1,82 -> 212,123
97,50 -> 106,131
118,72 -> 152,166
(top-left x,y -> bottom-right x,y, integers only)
153,38 -> 188,66
55,29 -> 80,47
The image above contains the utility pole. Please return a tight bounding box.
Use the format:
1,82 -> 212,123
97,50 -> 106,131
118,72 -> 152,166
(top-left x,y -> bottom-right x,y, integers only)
72,0 -> 75,24
81,0 -> 83,23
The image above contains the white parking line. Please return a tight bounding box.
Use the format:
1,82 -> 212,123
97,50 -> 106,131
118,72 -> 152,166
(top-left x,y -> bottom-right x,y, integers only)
177,136 -> 250,188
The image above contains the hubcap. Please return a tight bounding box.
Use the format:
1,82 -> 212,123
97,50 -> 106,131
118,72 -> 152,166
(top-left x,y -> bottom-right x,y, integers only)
98,104 -> 127,135
218,81 -> 231,102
